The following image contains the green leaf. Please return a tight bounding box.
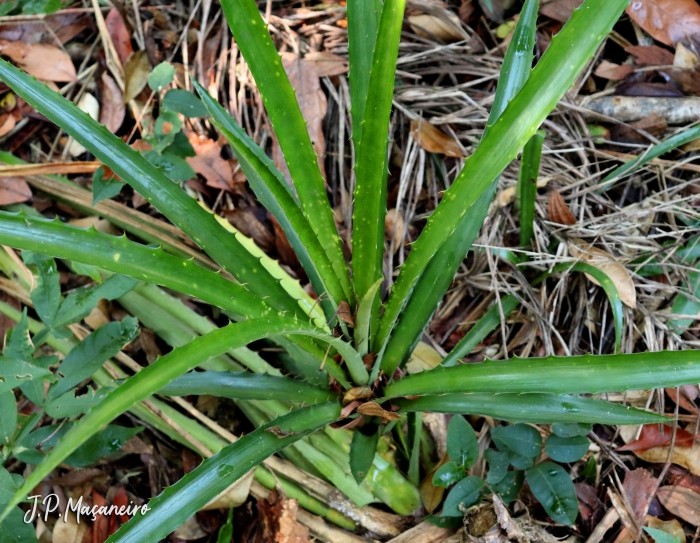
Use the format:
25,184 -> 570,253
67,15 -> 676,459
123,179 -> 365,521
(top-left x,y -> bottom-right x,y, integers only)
551,422 -> 591,437
485,449 -> 509,485
644,527 -> 682,543
393,393 -> 668,425
670,263 -> 700,332
518,130 -> 545,246
525,462 -> 578,525
162,89 -> 207,118
153,111 -> 182,152
47,317 -> 139,401
443,295 -> 520,367
376,0 -> 629,353
92,165 -> 125,205
509,454 -> 534,470
0,358 -> 52,394
0,58 -> 301,316
106,403 -> 340,543
216,509 -> 233,543
545,434 -> 589,463
432,461 -> 465,488
493,469 -> 523,504
350,424 -> 379,484
0,506 -> 37,543
407,411 -> 422,486
45,387 -> 108,419
148,62 -> 175,92
491,423 -> 541,458
447,415 -> 479,469
194,81 -> 351,317
4,310 -> 32,362
0,391 -> 17,446
220,0 -> 351,309
141,149 -> 195,182
354,278 -> 382,357
0,212 -> 272,319
383,350 -> 700,398
441,476 -> 483,517
158,371 -> 338,404
23,252 -> 60,327
55,274 -> 138,328
1,316 -> 347,519
351,0 -> 406,340
21,0 -> 61,15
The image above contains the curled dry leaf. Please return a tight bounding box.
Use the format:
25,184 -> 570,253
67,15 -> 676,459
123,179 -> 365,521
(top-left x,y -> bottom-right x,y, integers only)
620,425 -> 700,476
405,341 -> 443,374
385,208 -> 405,253
51,511 -> 87,543
202,469 -> 255,510
410,119 -> 464,158
124,50 -> 150,103
498,177 -> 549,208
548,189 -> 577,225
0,177 -> 31,205
656,485 -> 700,525
619,424 -> 698,452
342,386 -> 372,405
173,516 -> 207,540
186,133 -> 236,192
67,92 -> 100,157
626,0 -> 700,48
674,42 -> 699,68
0,39 -> 76,82
0,113 -> 15,137
568,239 -> 637,309
594,61 -> 635,80
407,12 -> 466,42
272,53 -> 327,182
356,401 -> 401,422
100,73 -> 125,134
421,456 -> 448,513
336,300 -> 355,327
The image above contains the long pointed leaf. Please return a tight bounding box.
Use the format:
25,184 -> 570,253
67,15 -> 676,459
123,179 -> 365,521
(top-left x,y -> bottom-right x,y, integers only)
383,350 -> 700,398
0,317 -> 344,519
0,58 -> 301,316
107,403 -> 340,543
158,371 -> 338,403
352,0 -> 406,339
394,393 -> 667,424
375,0 -> 629,351
193,81 -> 347,319
0,212 -> 271,318
219,0 -> 351,303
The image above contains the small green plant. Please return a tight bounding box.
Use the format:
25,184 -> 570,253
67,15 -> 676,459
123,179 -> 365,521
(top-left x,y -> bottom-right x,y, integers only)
0,0 -> 697,540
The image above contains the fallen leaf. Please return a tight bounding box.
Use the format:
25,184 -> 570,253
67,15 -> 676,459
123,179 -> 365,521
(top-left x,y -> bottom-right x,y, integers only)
173,516 -> 207,540
124,50 -> 150,103
0,39 -> 76,82
0,113 -> 15,137
620,425 -> 700,475
625,45 -> 675,66
0,177 -> 31,205
0,12 -> 90,46
224,208 -> 274,249
610,113 -> 668,144
623,468 -> 657,521
498,178 -> 549,207
100,73 -> 124,134
421,456 -> 448,514
67,92 -> 100,156
91,491 -> 109,543
656,485 -> 700,525
405,341 -> 442,374
272,54 -> 327,182
84,299 -> 110,330
336,300 -> 355,327
548,189 -> 577,225
626,0 -> 700,48
186,133 -> 235,191
105,8 -> 133,65
51,469 -> 106,487
385,208 -> 405,253
408,12 -> 466,42
645,517 -> 686,543
304,51 -> 348,77
539,0 -> 584,22
594,61 -> 634,80
202,469 -> 255,510
619,424 -> 698,451
568,240 -> 637,309
675,42 -> 699,68
410,119 -> 464,157
51,511 -> 86,543
342,386 -> 372,405
357,401 -> 401,422
459,0 -> 477,25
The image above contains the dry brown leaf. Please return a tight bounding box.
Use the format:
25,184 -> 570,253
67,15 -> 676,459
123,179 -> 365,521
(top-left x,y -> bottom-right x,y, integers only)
105,8 -> 133,65
645,517 -> 686,542
67,92 -> 99,157
421,457 -> 447,514
0,113 -> 15,138
336,300 -> 355,327
594,61 -> 634,80
497,178 -> 549,207
0,177 -> 31,205
272,54 -> 327,182
0,39 -> 76,82
408,13 -> 466,42
623,468 -> 657,521
620,425 -> 700,475
656,485 -> 700,525
410,119 -> 464,157
618,424 -> 698,451
124,50 -> 150,103
173,516 -> 207,540
568,240 -> 637,309
357,401 -> 401,422
675,42 -> 700,68
202,469 -> 254,510
548,189 -> 577,225
304,51 -> 348,77
626,0 -> 700,48
186,133 -> 235,191
84,299 -> 110,329
539,0 -> 584,23
385,208 -> 405,253
342,386 -> 372,405
625,45 -> 675,66
405,341 -> 442,374
100,73 -> 125,134
52,511 -> 87,543
225,208 -> 275,250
